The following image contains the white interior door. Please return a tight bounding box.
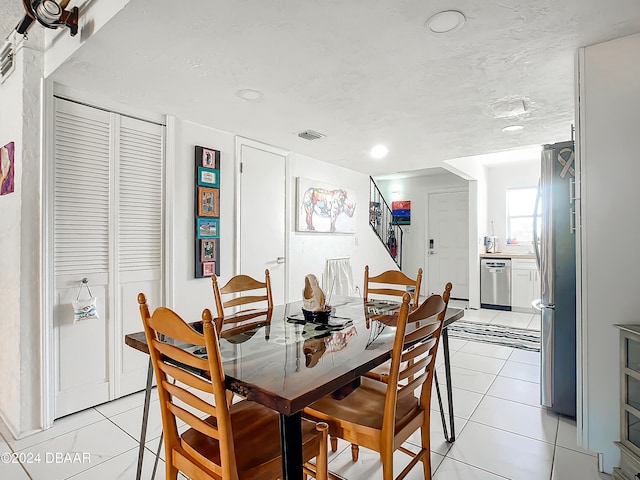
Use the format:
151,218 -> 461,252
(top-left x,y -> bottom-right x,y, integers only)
427,191 -> 469,299
238,141 -> 286,304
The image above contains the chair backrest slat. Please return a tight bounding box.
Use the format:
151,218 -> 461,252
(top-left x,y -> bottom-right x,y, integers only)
222,295 -> 268,308
164,381 -> 217,418
153,340 -> 211,372
167,400 -> 221,440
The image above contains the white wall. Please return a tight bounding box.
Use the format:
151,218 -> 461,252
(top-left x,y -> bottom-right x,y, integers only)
0,43 -> 44,437
578,32 -> 640,473
168,118 -> 236,322
166,120 -> 397,320
486,160 -> 541,252
288,154 -> 397,302
375,173 -> 468,296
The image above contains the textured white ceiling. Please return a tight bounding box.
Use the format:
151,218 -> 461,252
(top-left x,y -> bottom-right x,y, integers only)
10,1 -> 640,174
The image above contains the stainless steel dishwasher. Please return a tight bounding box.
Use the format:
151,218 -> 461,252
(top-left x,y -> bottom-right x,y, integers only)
480,258 -> 512,310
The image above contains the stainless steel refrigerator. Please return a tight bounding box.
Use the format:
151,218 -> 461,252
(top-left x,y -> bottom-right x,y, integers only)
534,141 -> 577,418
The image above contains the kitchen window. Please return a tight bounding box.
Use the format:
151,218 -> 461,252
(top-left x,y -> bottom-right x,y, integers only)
506,186 -> 540,244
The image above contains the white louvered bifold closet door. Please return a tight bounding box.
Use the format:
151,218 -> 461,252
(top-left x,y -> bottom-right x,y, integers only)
115,115 -> 163,397
53,98 -> 164,418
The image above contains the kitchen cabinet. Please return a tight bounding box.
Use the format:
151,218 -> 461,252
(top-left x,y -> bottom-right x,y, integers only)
511,258 -> 540,312
614,325 -> 640,480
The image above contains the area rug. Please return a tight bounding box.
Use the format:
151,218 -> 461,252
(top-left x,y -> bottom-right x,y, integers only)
446,320 -> 541,352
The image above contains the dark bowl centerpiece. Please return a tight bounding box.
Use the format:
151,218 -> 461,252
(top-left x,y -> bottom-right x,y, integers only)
301,306 -> 332,324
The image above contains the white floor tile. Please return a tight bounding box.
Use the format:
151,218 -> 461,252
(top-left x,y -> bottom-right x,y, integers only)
431,387 -> 484,419
458,341 -> 514,360
486,375 -> 541,407
556,416 -> 597,456
94,388 -> 157,418
18,419 -> 138,480
490,312 -> 534,329
509,348 -> 541,366
450,352 -> 507,375
461,309 -> 498,323
327,442 -> 443,480
447,421 -> 554,480
109,400 -> 176,443
5,408 -> 104,452
65,445 -> 183,480
551,446 -> 610,480
406,415 -> 468,456
499,360 -> 540,383
0,438 -> 30,479
528,314 -> 542,331
470,396 -> 558,444
438,365 -> 497,394
434,457 -> 509,479
446,338 -> 468,352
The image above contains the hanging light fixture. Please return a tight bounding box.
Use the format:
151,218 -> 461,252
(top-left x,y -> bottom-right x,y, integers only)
15,0 -> 79,37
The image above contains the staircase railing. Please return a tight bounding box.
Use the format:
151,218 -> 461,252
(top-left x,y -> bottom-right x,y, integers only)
369,176 -> 403,268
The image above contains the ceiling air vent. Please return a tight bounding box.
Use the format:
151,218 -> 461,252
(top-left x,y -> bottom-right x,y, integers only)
0,42 -> 15,84
297,130 -> 326,141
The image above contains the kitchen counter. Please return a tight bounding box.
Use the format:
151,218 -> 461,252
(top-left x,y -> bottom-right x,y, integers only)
480,253 -> 536,259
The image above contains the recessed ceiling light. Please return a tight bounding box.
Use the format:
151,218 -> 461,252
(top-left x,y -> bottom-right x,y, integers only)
426,10 -> 466,34
370,145 -> 389,159
236,89 -> 264,102
502,125 -> 524,132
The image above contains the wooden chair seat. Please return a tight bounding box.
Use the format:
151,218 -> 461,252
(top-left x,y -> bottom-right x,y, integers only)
181,400 -> 322,480
307,376 -> 419,434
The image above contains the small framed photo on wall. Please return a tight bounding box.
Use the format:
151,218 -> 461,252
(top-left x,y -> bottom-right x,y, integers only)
202,262 -> 216,277
198,167 -> 219,187
198,187 -> 220,217
197,218 -> 220,239
201,148 -> 219,168
200,239 -> 217,262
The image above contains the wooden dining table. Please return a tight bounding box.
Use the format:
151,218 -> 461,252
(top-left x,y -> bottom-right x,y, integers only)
125,296 -> 464,480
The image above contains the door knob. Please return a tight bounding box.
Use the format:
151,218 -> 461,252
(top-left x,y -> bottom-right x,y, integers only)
276,257 -> 286,264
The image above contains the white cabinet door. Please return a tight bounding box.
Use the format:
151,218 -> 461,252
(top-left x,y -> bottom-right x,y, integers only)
511,259 -> 539,312
511,269 -> 533,310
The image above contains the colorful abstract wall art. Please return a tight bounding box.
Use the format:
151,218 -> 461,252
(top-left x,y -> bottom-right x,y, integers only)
296,177 -> 357,233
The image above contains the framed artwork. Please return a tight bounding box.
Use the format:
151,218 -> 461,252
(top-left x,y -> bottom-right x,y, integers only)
200,239 -> 218,262
296,177 -> 357,233
198,167 -> 219,187
195,146 -> 221,278
197,218 -> 219,239
197,186 -> 220,217
392,200 -> 411,225
202,262 -> 216,277
201,148 -> 220,167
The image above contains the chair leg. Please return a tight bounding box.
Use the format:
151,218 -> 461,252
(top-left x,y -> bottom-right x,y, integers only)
380,447 -> 394,480
330,435 -> 338,453
351,443 -> 359,462
166,461 -> 179,480
316,422 -> 328,480
420,424 -> 432,479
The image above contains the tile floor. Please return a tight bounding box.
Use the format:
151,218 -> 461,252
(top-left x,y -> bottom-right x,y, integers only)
0,304 -> 610,479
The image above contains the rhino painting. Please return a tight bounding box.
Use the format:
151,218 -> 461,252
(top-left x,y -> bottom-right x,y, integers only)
301,187 -> 356,232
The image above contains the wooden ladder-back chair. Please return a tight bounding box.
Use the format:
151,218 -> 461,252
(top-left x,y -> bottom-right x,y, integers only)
304,292 -> 447,480
137,293 -> 328,480
364,265 -> 423,307
212,269 -> 273,332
